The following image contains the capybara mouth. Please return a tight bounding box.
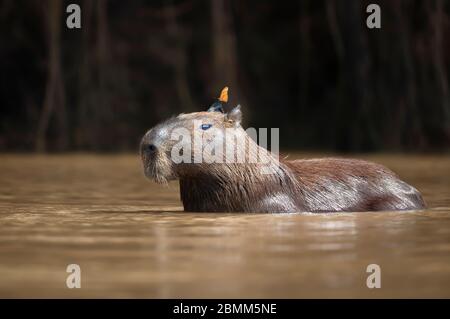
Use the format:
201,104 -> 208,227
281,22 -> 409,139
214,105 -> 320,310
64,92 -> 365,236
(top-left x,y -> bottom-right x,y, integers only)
143,156 -> 176,184
144,164 -> 167,184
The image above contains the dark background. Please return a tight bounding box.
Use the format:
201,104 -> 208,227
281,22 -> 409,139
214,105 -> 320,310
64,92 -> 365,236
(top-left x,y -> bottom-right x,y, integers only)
1,0 -> 449,153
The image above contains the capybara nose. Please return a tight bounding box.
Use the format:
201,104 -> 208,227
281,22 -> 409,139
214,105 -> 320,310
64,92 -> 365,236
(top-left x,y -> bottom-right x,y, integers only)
143,143 -> 156,153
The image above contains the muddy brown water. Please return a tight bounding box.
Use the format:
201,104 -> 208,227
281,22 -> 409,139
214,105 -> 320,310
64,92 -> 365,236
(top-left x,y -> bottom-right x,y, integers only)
0,154 -> 449,298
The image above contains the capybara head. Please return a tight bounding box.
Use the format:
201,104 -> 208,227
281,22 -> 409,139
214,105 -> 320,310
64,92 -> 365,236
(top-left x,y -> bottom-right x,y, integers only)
140,105 -> 244,184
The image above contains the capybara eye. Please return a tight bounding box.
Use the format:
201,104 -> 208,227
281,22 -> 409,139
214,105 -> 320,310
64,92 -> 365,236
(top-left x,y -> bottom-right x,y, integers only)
201,124 -> 212,130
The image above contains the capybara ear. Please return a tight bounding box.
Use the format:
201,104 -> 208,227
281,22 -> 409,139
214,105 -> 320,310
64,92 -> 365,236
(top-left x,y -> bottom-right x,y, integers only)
226,105 -> 242,127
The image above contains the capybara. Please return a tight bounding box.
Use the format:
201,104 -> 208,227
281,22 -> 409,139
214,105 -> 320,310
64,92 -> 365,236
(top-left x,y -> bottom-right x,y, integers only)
140,89 -> 425,213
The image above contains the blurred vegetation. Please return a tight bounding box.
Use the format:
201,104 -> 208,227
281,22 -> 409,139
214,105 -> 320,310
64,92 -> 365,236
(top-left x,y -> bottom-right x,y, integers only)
0,0 -> 449,152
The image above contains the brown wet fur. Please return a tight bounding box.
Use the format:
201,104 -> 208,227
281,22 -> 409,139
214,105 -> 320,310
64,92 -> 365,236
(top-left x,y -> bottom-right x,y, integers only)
141,110 -> 426,213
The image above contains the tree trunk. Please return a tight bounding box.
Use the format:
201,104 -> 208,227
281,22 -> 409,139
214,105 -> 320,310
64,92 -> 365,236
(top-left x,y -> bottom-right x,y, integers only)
431,0 -> 450,130
164,0 -> 195,111
36,0 -> 68,152
210,0 -> 241,106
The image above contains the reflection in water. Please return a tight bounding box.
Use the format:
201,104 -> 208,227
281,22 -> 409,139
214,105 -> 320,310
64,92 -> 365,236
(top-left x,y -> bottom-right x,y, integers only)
0,154 -> 449,298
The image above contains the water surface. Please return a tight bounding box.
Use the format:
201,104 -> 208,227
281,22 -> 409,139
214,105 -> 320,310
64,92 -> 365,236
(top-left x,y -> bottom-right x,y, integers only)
0,154 -> 449,298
